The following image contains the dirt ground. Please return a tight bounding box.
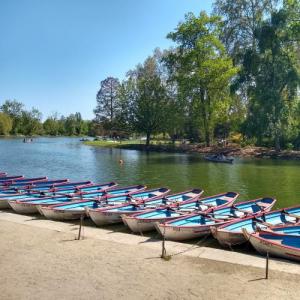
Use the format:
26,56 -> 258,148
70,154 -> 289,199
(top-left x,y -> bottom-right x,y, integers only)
0,220 -> 299,300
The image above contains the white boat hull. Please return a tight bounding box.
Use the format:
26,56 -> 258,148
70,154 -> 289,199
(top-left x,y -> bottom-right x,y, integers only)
122,215 -> 157,232
247,233 -> 300,262
41,207 -> 86,220
122,215 -> 182,233
89,210 -> 138,226
156,224 -> 211,241
211,228 -> 246,247
8,201 -> 38,214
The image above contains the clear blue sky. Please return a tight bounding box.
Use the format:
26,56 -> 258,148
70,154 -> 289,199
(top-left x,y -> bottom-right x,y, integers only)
0,0 -> 213,120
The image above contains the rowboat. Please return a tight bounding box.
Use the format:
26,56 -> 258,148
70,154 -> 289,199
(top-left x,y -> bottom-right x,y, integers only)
212,205 -> 300,247
0,175 -> 24,182
0,181 -> 117,209
0,176 -> 47,186
0,192 -> 45,209
10,186 -> 159,215
157,197 -> 274,241
40,185 -> 147,220
6,182 -> 118,214
87,188 -> 192,226
8,195 -> 82,214
0,179 -> 71,193
46,181 -> 118,196
0,172 -> 7,177
242,229 -> 300,262
123,190 -> 232,233
204,155 -> 234,164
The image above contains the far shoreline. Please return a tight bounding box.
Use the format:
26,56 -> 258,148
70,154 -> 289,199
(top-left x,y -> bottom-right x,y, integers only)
84,140 -> 300,161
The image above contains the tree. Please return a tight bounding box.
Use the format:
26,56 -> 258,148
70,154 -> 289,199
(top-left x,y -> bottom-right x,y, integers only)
0,113 -> 12,135
165,12 -> 238,146
242,1 -> 300,150
131,52 -> 170,146
43,113 -> 61,136
116,78 -> 136,135
94,77 -> 121,133
63,112 -> 88,136
213,0 -> 278,60
213,0 -> 279,131
0,100 -> 25,134
21,108 -> 43,135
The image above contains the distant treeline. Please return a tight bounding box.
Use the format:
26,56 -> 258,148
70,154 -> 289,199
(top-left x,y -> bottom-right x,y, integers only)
93,0 -> 300,150
0,100 -> 92,136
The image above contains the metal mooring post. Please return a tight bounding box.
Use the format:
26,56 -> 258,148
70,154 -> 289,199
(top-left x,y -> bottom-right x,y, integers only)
161,226 -> 167,259
265,252 -> 269,279
77,215 -> 84,240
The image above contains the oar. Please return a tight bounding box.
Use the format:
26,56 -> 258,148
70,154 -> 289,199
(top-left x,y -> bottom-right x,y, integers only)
165,207 -> 190,216
253,217 -> 274,227
282,210 -> 300,221
232,205 -> 251,215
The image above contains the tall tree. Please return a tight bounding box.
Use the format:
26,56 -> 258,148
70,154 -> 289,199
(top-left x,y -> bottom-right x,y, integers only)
166,12 -> 238,146
94,77 -> 120,130
242,0 -> 300,150
213,0 -> 278,60
131,52 -> 170,146
116,78 -> 136,135
213,0 -> 279,124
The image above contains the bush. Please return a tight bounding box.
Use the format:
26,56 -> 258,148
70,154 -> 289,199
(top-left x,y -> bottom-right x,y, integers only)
0,113 -> 12,135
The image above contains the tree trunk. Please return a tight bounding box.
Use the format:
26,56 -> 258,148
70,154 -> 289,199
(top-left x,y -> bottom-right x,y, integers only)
205,130 -> 210,147
146,132 -> 151,148
275,131 -> 281,152
199,89 -> 210,147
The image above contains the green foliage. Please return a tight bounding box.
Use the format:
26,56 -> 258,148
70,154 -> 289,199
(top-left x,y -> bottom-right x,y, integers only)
241,1 -> 300,150
131,51 -> 171,146
21,108 -> 43,136
213,0 -> 278,59
214,0 -> 300,150
0,113 -> 12,135
0,100 -> 25,134
43,116 -> 61,136
165,12 -> 238,146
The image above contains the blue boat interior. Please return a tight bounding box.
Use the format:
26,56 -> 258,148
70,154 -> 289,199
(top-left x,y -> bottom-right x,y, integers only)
135,208 -> 184,219
220,207 -> 300,233
163,198 -> 274,227
54,200 -> 96,210
259,233 -> 300,248
0,194 -> 37,200
26,197 -> 73,205
167,214 -> 217,226
271,226 -> 300,236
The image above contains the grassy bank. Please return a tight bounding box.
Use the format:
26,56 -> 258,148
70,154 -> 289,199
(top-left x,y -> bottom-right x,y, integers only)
84,140 -> 300,160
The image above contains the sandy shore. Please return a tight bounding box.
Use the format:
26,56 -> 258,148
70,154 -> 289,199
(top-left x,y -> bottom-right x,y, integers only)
1,218 -> 300,300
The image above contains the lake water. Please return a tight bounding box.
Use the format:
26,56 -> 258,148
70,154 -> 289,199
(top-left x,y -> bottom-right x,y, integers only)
0,137 -> 300,209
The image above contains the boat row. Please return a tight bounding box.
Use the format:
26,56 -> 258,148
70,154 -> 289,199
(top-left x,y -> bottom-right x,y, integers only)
1,172 -> 300,262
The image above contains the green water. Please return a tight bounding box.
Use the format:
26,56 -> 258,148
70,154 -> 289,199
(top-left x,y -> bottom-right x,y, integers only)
0,137 -> 299,209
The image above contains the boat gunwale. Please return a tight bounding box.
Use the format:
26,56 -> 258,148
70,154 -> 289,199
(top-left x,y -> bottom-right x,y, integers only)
87,187 -> 172,213
243,229 -> 300,253
215,203 -> 300,234
159,196 -> 275,229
